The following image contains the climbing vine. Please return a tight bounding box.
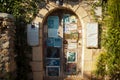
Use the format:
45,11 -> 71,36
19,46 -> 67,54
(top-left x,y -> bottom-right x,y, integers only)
95,0 -> 120,79
0,0 -> 45,23
0,0 -> 45,80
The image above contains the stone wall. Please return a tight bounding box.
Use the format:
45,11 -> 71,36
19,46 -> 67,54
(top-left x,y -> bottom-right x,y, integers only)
0,13 -> 16,79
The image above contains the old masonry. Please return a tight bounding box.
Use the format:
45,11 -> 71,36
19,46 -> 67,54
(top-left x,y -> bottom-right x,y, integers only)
27,1 -> 102,80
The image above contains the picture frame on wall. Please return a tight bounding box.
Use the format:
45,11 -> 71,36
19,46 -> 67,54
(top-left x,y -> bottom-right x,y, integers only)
66,63 -> 77,75
67,51 -> 77,63
46,67 -> 60,76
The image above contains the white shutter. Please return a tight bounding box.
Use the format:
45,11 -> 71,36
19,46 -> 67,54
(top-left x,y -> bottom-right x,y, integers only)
27,23 -> 39,46
86,22 -> 98,48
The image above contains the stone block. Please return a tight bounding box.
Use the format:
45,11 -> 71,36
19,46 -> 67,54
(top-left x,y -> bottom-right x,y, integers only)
76,7 -> 88,19
83,71 -> 92,80
84,49 -> 93,61
84,61 -> 92,71
2,21 -> 14,26
0,13 -> 14,20
9,59 -> 16,72
31,61 -> 43,71
1,49 -> 8,54
2,41 -> 9,49
33,72 -> 43,80
32,46 -> 43,61
94,7 -> 102,17
39,38 -> 42,46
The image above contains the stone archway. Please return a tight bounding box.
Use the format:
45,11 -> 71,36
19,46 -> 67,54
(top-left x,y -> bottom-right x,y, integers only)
42,8 -> 82,80
31,1 -> 94,80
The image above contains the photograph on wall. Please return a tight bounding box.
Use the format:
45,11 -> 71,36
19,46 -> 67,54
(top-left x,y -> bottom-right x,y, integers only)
66,63 -> 77,75
67,52 -> 77,62
46,67 -> 60,76
46,58 -> 60,66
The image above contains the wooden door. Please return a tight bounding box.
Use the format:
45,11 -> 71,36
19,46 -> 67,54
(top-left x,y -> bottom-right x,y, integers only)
43,14 -> 82,80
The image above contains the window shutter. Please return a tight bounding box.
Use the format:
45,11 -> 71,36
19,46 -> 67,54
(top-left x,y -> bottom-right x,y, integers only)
86,22 -> 98,48
27,23 -> 39,46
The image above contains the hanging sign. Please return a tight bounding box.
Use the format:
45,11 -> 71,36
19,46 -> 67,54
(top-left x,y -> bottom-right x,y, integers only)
27,23 -> 39,46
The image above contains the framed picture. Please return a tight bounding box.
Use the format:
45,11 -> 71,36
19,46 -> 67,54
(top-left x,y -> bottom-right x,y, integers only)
46,67 -> 60,76
46,58 -> 60,66
67,52 -> 77,63
66,63 -> 77,75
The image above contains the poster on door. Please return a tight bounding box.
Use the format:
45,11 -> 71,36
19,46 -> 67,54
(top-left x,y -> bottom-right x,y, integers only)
47,16 -> 59,29
66,63 -> 77,75
64,24 -> 77,31
46,67 -> 60,76
67,51 -> 77,63
48,29 -> 58,37
46,58 -> 60,66
47,37 -> 62,47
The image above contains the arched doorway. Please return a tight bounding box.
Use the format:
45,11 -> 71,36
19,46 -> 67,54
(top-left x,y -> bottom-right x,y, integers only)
42,8 -> 82,80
